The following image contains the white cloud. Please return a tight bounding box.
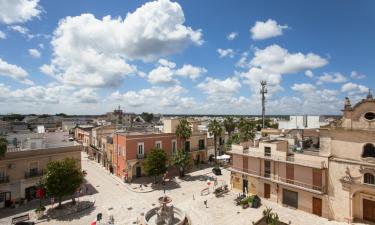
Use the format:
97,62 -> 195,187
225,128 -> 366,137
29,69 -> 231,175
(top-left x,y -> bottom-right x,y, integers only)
250,19 -> 288,40
227,32 -> 238,40
291,83 -> 316,93
240,67 -> 282,95
316,72 -> 347,85
305,70 -> 314,78
41,0 -> 202,87
197,77 -> 241,97
236,52 -> 250,68
0,0 -> 41,24
175,64 -> 206,80
9,25 -> 34,39
0,57 -> 33,84
251,45 -> 328,74
217,48 -> 235,58
108,85 -> 195,110
0,30 -> 6,39
38,43 -> 44,49
28,48 -> 41,58
148,61 -> 206,84
71,88 -> 99,103
350,71 -> 366,80
341,82 -> 368,95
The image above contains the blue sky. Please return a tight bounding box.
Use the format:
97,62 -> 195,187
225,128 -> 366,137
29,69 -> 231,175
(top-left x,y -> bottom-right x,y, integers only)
0,0 -> 374,115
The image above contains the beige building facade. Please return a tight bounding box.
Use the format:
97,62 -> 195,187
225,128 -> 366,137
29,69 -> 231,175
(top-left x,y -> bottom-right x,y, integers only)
230,93 -> 375,223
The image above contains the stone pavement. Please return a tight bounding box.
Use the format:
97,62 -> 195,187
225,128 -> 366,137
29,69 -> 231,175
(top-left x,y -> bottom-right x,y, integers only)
0,152 -> 370,225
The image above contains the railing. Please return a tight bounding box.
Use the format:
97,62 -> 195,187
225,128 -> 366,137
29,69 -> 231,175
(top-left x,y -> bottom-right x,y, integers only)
0,176 -> 9,184
137,154 -> 145,159
230,166 -> 325,193
24,170 -> 43,179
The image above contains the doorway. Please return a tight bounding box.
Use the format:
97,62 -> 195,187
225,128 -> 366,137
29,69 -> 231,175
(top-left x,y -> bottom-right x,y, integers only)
242,179 -> 248,193
264,183 -> 270,199
363,198 -> 375,222
312,197 -> 322,216
25,186 -> 37,201
136,166 -> 141,178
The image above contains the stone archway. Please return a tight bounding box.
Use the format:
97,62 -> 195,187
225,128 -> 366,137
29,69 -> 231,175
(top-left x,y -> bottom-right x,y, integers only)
351,188 -> 375,223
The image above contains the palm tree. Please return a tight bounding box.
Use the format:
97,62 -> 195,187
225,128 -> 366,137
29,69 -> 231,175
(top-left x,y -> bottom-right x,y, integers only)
238,119 -> 255,142
223,116 -> 236,137
175,119 -> 192,152
0,137 -> 8,158
208,119 -> 223,165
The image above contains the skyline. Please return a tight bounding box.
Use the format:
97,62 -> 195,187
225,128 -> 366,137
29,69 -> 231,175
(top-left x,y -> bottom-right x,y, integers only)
0,0 -> 374,115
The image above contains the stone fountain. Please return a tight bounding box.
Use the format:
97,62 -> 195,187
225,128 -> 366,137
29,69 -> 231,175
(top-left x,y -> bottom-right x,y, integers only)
143,196 -> 189,225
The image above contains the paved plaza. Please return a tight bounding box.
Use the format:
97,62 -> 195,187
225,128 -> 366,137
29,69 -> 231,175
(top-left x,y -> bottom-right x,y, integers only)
0,153 -> 369,225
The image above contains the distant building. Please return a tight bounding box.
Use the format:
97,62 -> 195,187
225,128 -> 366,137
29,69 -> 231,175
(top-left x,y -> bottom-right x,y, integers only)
0,132 -> 81,208
106,106 -> 135,125
0,120 -> 11,135
278,115 -> 328,130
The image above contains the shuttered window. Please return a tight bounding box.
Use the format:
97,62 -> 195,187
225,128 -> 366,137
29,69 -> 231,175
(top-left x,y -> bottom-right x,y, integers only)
282,189 -> 298,208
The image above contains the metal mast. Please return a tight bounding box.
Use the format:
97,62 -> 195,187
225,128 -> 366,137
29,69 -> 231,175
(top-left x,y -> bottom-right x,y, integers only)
260,81 -> 267,128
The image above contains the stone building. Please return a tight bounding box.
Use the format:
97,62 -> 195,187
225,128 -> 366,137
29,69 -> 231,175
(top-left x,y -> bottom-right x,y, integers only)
229,92 -> 375,223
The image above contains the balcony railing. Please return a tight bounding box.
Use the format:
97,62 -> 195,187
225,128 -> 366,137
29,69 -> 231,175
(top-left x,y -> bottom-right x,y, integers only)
25,170 -> 43,179
0,176 -> 9,184
230,166 -> 325,193
137,154 -> 145,159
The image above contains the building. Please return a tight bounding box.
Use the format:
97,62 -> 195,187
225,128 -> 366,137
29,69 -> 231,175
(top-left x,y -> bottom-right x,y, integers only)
0,120 -> 11,135
112,131 -> 180,182
74,125 -> 95,152
106,106 -> 135,125
89,125 -> 116,166
229,93 -> 375,223
278,115 -> 328,130
0,132 -> 81,208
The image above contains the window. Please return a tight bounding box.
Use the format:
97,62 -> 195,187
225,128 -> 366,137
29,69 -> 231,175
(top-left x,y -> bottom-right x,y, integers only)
29,162 -> 38,176
283,189 -> 298,208
172,140 -> 177,155
184,141 -> 190,153
364,112 -> 375,121
199,139 -> 205,150
362,143 -> 375,158
137,143 -> 144,155
155,141 -> 162,149
0,167 -> 5,181
364,173 -> 375,185
264,160 -> 271,178
264,147 -> 271,157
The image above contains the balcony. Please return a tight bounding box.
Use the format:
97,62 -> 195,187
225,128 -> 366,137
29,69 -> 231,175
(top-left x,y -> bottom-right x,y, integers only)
0,176 -> 9,184
25,170 -> 43,179
137,154 -> 145,159
230,166 -> 326,194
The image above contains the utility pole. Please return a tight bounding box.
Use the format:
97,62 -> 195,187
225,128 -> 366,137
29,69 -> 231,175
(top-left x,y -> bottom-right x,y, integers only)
260,81 -> 267,128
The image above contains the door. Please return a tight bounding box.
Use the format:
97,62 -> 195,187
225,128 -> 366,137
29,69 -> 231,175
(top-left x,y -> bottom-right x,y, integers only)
242,179 -> 248,193
313,169 -> 323,191
25,186 -> 37,201
286,164 -> 294,184
282,189 -> 298,208
363,199 -> 375,222
0,193 -> 4,208
312,197 -> 322,216
264,183 -> 270,199
136,167 -> 141,178
243,157 -> 248,173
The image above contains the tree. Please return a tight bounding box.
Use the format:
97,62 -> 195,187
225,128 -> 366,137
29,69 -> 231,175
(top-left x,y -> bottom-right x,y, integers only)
238,119 -> 255,142
172,149 -> 190,177
141,112 -> 154,123
43,158 -> 84,208
208,119 -> 223,165
143,148 -> 167,183
223,116 -> 236,137
175,119 -> 192,151
0,137 -> 8,158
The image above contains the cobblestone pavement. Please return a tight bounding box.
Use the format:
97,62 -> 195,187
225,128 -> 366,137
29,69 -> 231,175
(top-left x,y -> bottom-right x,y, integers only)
0,152 -> 370,225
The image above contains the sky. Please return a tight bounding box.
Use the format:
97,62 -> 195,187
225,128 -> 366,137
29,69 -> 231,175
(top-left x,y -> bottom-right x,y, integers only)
0,0 -> 374,115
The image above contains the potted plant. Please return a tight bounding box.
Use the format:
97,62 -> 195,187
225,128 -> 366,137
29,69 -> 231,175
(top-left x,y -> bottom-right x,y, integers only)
35,206 -> 46,219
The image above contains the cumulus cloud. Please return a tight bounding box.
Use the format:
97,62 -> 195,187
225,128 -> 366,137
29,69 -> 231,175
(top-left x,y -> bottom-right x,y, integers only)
227,32 -> 238,40
158,58 -> 176,68
291,83 -> 316,93
250,45 -> 328,74
197,77 -> 241,97
316,72 -> 347,85
250,19 -> 288,40
305,70 -> 314,78
108,85 -> 195,110
341,82 -> 368,95
217,48 -> 235,58
350,71 -> 366,80
41,0 -> 202,87
240,67 -> 282,95
0,0 -> 41,24
175,64 -> 206,80
28,48 -> 41,58
0,57 -> 33,84
0,30 -> 6,39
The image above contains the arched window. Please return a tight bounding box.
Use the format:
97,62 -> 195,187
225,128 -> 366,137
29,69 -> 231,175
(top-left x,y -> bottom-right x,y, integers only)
364,173 -> 375,185
362,143 -> 375,158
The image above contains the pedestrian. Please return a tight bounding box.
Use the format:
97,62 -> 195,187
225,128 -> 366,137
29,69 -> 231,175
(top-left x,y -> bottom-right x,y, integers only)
204,200 -> 207,208
193,194 -> 195,200
86,185 -> 89,194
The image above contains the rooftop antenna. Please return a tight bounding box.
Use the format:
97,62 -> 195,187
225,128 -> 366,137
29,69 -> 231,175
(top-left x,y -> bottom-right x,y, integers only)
260,81 -> 267,128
